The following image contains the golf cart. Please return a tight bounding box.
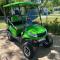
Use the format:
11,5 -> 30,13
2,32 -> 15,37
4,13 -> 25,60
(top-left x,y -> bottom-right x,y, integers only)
3,2 -> 53,59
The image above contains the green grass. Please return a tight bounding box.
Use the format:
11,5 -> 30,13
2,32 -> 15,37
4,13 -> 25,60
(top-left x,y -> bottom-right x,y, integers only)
0,21 -> 7,29
42,16 -> 60,24
34,15 -> 60,24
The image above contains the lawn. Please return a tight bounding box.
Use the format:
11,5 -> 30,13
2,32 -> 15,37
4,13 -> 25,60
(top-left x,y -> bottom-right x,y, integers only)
34,15 -> 60,24
0,20 -> 7,29
42,15 -> 60,24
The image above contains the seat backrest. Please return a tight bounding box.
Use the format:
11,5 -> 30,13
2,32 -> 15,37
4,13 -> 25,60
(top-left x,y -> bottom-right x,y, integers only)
12,21 -> 22,26
11,15 -> 20,22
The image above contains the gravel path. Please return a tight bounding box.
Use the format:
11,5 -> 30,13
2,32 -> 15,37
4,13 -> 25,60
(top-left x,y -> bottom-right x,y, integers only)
0,30 -> 60,60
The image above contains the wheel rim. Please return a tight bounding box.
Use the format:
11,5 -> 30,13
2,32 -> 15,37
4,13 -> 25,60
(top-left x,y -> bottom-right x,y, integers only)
44,41 -> 48,46
45,41 -> 48,44
24,46 -> 30,57
44,37 -> 53,46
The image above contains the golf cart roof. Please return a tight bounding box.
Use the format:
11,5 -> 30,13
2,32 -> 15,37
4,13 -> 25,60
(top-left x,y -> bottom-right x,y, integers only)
3,2 -> 39,8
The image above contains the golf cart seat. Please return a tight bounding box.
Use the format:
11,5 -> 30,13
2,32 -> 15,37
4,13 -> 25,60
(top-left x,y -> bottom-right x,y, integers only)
11,15 -> 25,30
11,15 -> 20,22
8,15 -> 24,37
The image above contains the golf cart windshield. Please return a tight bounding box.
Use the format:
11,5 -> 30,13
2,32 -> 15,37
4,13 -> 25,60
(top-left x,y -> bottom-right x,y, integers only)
25,6 -> 39,24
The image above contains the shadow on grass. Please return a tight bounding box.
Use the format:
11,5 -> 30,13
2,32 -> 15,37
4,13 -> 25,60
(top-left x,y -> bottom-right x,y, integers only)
0,30 -> 7,34
2,30 -> 59,60
11,39 -> 51,60
47,36 -> 60,60
11,35 -> 60,60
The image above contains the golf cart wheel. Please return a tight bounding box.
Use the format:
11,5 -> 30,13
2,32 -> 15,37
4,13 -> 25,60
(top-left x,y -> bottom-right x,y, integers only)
7,32 -> 13,41
43,35 -> 53,48
23,43 -> 34,59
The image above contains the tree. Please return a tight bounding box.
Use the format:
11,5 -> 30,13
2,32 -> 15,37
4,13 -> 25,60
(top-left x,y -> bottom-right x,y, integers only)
42,0 -> 48,7
52,0 -> 60,6
11,0 -> 24,2
0,0 -> 6,5
46,1 -> 52,7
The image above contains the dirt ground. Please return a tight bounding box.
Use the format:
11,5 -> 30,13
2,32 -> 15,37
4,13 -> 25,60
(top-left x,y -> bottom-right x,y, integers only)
0,30 -> 60,60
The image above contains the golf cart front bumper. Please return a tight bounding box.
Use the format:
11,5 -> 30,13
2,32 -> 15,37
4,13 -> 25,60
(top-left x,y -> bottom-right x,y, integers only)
28,38 -> 47,47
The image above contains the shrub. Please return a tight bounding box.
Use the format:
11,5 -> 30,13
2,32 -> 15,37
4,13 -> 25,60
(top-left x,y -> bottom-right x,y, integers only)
44,18 -> 60,35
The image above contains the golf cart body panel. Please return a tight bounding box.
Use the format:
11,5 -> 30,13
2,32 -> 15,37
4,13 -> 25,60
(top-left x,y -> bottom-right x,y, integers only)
3,2 -> 47,40
7,15 -> 24,37
23,24 -> 47,40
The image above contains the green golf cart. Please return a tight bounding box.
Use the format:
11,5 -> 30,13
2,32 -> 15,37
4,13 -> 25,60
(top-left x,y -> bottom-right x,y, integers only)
3,2 -> 53,59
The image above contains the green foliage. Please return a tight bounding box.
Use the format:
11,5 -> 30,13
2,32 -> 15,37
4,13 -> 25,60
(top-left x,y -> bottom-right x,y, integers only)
45,1 -> 53,12
41,0 -> 48,7
52,0 -> 60,6
0,0 -> 6,5
44,18 -> 60,35
45,1 -> 53,8
11,0 -> 23,3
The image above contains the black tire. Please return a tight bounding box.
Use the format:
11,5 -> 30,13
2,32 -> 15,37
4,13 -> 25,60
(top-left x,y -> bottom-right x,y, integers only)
43,35 -> 53,48
7,31 -> 13,41
23,42 -> 34,59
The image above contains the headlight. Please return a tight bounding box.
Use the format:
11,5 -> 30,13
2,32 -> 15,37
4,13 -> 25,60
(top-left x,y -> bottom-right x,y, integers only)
29,32 -> 37,37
